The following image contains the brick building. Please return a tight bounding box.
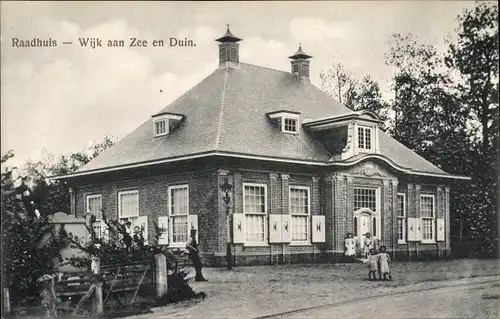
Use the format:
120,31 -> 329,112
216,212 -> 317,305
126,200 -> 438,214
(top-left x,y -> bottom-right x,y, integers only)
55,28 -> 469,266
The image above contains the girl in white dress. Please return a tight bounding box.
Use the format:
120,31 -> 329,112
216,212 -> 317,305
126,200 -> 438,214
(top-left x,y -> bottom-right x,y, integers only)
363,233 -> 373,258
366,248 -> 378,280
377,245 -> 392,280
344,233 -> 356,261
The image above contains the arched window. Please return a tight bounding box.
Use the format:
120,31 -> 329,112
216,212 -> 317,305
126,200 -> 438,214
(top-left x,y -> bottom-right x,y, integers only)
372,217 -> 377,237
354,217 -> 358,236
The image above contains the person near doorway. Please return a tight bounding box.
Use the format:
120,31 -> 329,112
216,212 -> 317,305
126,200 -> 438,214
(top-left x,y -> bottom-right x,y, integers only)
377,245 -> 392,280
363,233 -> 373,259
344,233 -> 356,262
186,228 -> 208,282
366,248 -> 379,280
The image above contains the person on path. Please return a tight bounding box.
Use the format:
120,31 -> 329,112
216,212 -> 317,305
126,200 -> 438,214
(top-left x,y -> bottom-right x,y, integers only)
366,248 -> 379,280
377,245 -> 392,280
186,228 -> 208,282
344,233 -> 356,262
363,233 -> 373,259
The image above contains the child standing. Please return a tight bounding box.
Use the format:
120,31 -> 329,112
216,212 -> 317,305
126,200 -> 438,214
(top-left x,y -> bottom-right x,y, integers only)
363,233 -> 373,258
366,248 -> 378,280
344,233 -> 356,262
377,245 -> 392,280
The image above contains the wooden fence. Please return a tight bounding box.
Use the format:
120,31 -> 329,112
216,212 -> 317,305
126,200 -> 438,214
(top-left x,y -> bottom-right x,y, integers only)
4,254 -> 168,317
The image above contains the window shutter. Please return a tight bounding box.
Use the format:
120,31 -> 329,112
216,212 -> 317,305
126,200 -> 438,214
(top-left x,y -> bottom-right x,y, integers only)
188,215 -> 199,243
311,215 -> 326,243
437,218 -> 445,241
415,218 -> 423,241
407,218 -> 417,241
232,214 -> 245,244
134,216 -> 148,244
157,216 -> 169,245
269,214 -> 282,243
281,214 -> 291,243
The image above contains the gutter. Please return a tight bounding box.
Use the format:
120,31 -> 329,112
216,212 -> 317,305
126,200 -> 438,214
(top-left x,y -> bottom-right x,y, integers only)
48,151 -> 472,181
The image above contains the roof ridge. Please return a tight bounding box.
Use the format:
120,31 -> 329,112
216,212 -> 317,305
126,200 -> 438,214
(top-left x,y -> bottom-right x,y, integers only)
215,67 -> 229,150
240,62 -> 291,75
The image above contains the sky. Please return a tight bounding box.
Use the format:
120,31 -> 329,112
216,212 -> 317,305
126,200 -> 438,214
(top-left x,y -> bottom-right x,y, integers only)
1,1 -> 477,168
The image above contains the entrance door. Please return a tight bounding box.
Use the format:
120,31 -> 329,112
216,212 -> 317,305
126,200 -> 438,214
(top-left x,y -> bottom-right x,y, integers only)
358,212 -> 371,249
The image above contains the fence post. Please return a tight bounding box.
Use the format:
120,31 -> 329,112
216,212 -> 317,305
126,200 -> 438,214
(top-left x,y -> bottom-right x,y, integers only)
91,257 -> 103,315
3,288 -> 10,314
154,253 -> 168,299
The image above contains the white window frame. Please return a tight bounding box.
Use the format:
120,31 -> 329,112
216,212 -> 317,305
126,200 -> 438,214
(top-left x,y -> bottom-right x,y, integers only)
353,186 -> 380,239
153,118 -> 169,137
397,193 -> 406,244
420,194 -> 435,243
168,185 -> 189,247
289,186 -> 310,245
357,125 -> 373,152
118,190 -> 139,219
86,194 -> 102,221
243,183 -> 268,246
282,116 -> 299,134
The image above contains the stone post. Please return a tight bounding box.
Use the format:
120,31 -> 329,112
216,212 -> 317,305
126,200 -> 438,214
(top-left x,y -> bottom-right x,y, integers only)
155,253 -> 168,298
91,257 -> 103,315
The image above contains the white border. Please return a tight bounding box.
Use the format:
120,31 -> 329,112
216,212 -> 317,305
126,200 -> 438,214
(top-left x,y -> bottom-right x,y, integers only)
167,184 -> 190,247
242,182 -> 268,246
86,194 -> 102,220
117,190 -> 139,219
420,194 -> 436,243
289,185 -> 311,245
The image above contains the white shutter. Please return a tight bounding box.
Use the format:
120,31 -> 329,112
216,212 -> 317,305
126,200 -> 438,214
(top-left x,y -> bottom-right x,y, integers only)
133,216 -> 148,244
311,215 -> 326,243
407,218 -> 417,241
157,216 -> 169,245
437,218 -> 445,242
415,218 -> 423,241
233,214 -> 245,244
269,214 -> 282,243
188,215 -> 199,243
281,214 -> 291,243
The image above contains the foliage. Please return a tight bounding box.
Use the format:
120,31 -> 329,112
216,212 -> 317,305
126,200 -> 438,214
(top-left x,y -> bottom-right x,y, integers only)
444,2 -> 499,257
1,151 -> 68,307
319,61 -> 389,121
23,135 -> 116,215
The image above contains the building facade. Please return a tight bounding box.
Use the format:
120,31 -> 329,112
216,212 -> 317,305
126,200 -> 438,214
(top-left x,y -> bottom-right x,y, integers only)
55,28 -> 468,266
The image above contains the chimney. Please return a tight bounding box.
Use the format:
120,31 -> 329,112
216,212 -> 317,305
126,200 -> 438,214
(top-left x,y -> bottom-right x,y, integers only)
215,25 -> 242,68
289,45 -> 312,81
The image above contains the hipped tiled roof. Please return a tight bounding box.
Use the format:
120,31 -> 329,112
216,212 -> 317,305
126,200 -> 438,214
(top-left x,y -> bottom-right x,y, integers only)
73,62 -> 458,178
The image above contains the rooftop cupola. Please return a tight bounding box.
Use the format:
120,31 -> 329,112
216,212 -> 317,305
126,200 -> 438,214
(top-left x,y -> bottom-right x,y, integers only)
216,25 -> 242,68
289,44 -> 312,81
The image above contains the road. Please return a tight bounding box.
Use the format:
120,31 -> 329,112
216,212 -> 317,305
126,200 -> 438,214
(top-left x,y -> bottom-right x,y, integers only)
265,279 -> 500,319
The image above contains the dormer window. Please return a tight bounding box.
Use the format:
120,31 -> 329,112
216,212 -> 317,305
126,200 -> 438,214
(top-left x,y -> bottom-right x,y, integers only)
266,110 -> 301,135
154,119 -> 168,137
357,126 -> 373,151
151,112 -> 185,137
283,117 -> 298,134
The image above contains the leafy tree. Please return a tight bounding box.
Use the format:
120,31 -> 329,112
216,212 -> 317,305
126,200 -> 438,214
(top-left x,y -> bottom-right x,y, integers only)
319,61 -> 389,121
1,151 -> 68,307
23,135 -> 116,215
445,2 -> 499,257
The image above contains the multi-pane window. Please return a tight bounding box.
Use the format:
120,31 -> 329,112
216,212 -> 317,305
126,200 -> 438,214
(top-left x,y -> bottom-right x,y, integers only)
421,195 -> 435,241
290,187 -> 310,243
169,185 -> 189,245
154,119 -> 167,136
354,188 -> 377,212
86,194 -> 102,220
118,191 -> 139,219
397,193 -> 406,242
244,184 -> 267,244
283,117 -> 298,133
357,126 -> 373,151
